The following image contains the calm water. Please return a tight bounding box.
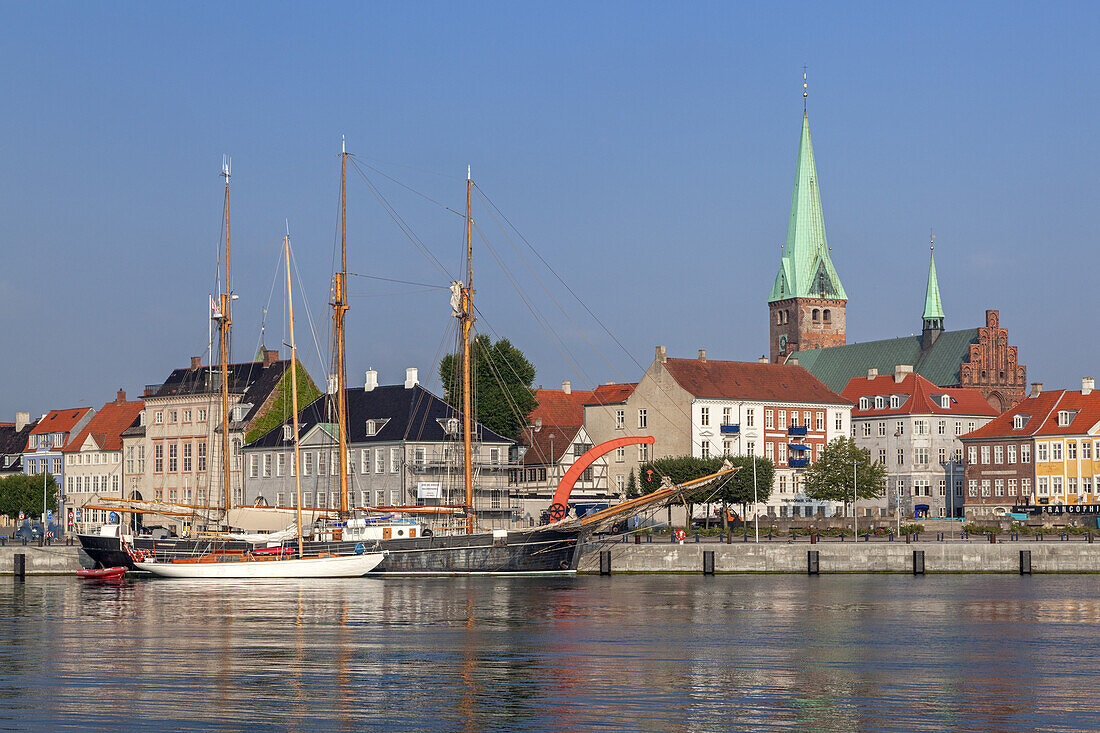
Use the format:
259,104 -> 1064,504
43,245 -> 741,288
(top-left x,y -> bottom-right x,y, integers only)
1,574 -> 1098,732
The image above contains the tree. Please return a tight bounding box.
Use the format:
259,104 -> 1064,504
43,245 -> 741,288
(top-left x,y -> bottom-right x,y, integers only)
440,334 -> 538,440
625,469 -> 639,498
713,455 -> 775,530
802,436 -> 886,515
0,473 -> 59,521
638,456 -> 737,530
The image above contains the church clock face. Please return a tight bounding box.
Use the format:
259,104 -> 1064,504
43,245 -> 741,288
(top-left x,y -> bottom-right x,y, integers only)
778,334 -> 788,350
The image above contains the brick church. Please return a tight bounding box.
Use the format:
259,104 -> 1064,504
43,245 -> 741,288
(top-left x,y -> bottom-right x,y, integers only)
767,108 -> 1026,413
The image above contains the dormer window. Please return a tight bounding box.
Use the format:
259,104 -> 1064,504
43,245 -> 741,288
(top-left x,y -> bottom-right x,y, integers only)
1057,410 -> 1077,427
283,425 -> 293,441
874,396 -> 884,410
940,395 -> 951,409
889,396 -> 900,409
1013,415 -> 1029,430
859,397 -> 869,410
366,420 -> 377,436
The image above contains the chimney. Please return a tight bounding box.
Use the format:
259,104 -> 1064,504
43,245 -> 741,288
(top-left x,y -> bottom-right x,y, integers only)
1029,382 -> 1043,398
534,417 -> 542,432
190,356 -> 202,370
263,349 -> 279,368
894,365 -> 914,384
562,380 -> 571,394
867,368 -> 878,379
116,389 -> 126,403
364,369 -> 378,392
15,412 -> 29,432
698,349 -> 706,362
655,345 -> 667,363
1083,377 -> 1094,396
327,375 -> 338,395
404,367 -> 419,389
788,357 -> 798,366
758,356 -> 768,364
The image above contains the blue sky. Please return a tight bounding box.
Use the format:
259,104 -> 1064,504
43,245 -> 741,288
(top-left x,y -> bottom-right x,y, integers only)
2,1 -> 1096,417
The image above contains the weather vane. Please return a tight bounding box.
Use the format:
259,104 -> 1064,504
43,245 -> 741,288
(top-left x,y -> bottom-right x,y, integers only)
802,65 -> 808,111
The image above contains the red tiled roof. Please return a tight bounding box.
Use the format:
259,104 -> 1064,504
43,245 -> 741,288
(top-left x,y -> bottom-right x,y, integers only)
530,388 -> 596,427
520,424 -> 582,466
26,407 -> 92,439
62,399 -> 144,452
841,373 -> 998,417
586,383 -> 637,405
962,389 -> 1087,440
662,358 -> 850,405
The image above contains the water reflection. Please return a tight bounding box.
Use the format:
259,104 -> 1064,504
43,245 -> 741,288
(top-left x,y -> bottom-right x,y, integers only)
0,575 -> 1097,731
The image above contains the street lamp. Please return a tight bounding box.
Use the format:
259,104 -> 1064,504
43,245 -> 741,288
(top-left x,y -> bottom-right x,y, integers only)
894,429 -> 902,536
853,458 -> 858,537
753,451 -> 759,543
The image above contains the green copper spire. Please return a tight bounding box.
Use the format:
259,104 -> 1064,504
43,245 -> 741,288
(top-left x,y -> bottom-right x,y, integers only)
923,244 -> 944,321
769,112 -> 847,303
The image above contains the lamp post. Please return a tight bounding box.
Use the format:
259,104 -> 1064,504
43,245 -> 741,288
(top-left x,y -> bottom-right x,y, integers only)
853,458 -> 857,537
894,429 -> 902,536
753,451 -> 759,543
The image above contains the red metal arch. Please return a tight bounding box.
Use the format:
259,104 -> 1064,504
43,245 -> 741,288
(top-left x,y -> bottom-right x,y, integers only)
549,435 -> 655,513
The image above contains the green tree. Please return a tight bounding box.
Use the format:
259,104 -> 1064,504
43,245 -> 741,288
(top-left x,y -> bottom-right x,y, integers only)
638,456 -> 739,530
802,436 -> 886,514
713,455 -> 775,530
625,469 -> 639,499
440,334 -> 538,440
245,360 -> 322,444
0,473 -> 59,521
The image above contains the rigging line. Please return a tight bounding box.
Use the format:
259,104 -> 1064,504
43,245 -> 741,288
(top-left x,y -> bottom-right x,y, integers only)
474,182 -> 648,374
256,239 -> 285,358
471,221 -> 593,387
348,158 -> 454,281
475,189 -> 618,389
405,319 -> 456,444
353,154 -> 463,181
289,242 -> 329,385
469,323 -> 533,440
349,288 -> 448,299
353,159 -> 466,217
346,272 -> 449,289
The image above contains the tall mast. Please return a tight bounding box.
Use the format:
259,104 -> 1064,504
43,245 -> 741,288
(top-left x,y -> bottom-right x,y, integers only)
333,137 -> 350,516
285,225 -> 305,558
219,156 -> 233,522
461,168 -> 475,534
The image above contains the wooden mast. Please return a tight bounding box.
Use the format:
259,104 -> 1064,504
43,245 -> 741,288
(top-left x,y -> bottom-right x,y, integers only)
333,138 -> 350,518
285,226 -> 305,558
461,169 -> 475,534
218,156 -> 233,524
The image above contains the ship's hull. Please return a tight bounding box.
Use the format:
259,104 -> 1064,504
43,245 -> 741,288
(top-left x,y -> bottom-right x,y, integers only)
134,552 -> 384,579
79,528 -> 582,575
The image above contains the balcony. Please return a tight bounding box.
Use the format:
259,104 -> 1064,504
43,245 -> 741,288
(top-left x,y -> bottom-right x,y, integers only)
719,424 -> 740,434
787,425 -> 808,436
789,458 -> 809,468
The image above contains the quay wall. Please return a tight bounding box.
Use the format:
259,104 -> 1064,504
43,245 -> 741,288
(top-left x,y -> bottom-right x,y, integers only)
577,541 -> 1100,574
0,545 -> 86,574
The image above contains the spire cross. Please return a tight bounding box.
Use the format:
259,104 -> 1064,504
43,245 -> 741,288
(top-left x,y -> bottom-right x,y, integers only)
930,230 -> 935,251
802,66 -> 808,111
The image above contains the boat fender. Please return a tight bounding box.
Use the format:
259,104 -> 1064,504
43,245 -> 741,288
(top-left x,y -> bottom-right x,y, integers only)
354,542 -> 365,555
674,529 -> 686,544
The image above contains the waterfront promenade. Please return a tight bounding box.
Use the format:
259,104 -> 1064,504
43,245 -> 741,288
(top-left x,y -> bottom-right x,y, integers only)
3,536 -> 1100,574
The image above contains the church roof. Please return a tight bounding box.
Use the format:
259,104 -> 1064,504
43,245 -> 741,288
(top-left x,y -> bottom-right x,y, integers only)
790,328 -> 981,393
662,357 -> 850,405
923,248 -> 945,320
769,112 -> 847,303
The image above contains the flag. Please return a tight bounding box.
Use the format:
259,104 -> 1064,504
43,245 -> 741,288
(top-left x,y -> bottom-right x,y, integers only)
210,294 -> 217,312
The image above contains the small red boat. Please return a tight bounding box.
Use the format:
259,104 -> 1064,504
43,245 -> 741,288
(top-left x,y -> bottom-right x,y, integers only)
77,566 -> 127,581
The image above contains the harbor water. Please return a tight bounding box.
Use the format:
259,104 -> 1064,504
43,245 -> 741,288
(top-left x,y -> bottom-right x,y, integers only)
2,574 -> 1098,732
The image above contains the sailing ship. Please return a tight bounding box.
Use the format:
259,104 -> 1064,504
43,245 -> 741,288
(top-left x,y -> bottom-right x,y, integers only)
78,146 -> 736,574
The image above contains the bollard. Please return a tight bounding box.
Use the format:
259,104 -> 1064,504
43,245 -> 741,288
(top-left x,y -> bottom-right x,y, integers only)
14,553 -> 25,579
913,550 -> 925,575
809,533 -> 818,545
726,532 -> 732,545
670,533 -> 675,544
1020,549 -> 1032,575
646,533 -> 652,544
988,533 -> 996,544
694,533 -> 700,544
807,550 -> 819,575
599,550 -> 611,576
905,533 -> 911,545
634,534 -> 641,545
703,550 -> 715,575
963,532 -> 968,540
1089,533 -> 1094,544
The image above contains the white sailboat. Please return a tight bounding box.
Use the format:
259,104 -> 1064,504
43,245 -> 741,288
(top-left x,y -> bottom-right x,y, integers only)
133,222 -> 384,579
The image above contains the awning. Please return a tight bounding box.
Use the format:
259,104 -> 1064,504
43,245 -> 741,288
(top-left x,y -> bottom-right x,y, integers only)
788,444 -> 810,451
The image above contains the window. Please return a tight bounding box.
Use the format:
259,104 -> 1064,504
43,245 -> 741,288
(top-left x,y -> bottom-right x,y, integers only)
700,441 -> 710,459
897,448 -> 904,466
317,492 -> 327,509
615,446 -> 625,463
155,411 -> 163,425
816,412 -> 824,431
874,396 -> 884,410
1057,410 -> 1075,427
303,452 -> 313,476
765,410 -> 774,429
938,479 -> 946,496
1084,441 -> 1093,460
138,445 -> 145,473
1013,415 -> 1026,429
168,443 -> 178,472
126,446 -> 134,474
331,451 -> 339,476
391,448 -> 400,473
182,409 -> 191,423
745,409 -> 754,427
936,420 -> 946,436
896,422 -> 904,436
168,410 -> 177,424
390,490 -> 400,506
766,443 -> 774,462
197,409 -> 207,422
778,443 -> 787,466
859,397 -> 870,410
981,480 -> 991,497
414,447 -> 426,468
878,449 -> 887,465
914,420 -> 928,435
1020,444 -> 1030,463
360,449 -> 370,473
375,450 -> 385,473
778,474 -> 787,493
967,446 -> 977,465
878,422 -> 886,437
778,411 -> 787,430
1007,445 -> 1016,464
890,396 -> 900,409
995,479 -> 1004,497
317,450 -> 327,475
1038,477 -> 1048,496
249,454 -> 258,478
915,447 -> 929,466
615,410 -> 624,430
637,409 -> 647,429
1052,442 -> 1062,461
233,439 -> 241,470
1068,441 -> 1077,460
1084,478 -> 1092,494
722,407 -> 732,424
723,439 -> 732,454
183,443 -> 192,472
112,475 -> 119,493
262,453 -> 272,478
1036,442 -> 1048,462
1068,478 -> 1078,494
1053,476 -> 1063,494
790,412 -> 798,427
638,444 -> 649,461
746,441 -> 755,455
1008,479 -> 1017,496
700,407 -> 709,427
277,453 -> 285,477
616,475 -> 625,493
1021,478 -> 1031,496
862,423 -> 872,437
823,309 -> 831,322
366,420 -> 378,437
993,445 -> 1003,464
938,448 -> 946,464
940,395 -> 951,409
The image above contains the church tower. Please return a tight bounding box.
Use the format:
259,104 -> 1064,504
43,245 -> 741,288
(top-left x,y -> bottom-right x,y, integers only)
921,242 -> 945,350
768,104 -> 847,362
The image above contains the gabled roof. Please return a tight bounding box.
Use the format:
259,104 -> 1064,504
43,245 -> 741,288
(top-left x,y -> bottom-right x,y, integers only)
662,358 -> 850,405
530,387 -> 595,427
791,328 -> 980,393
246,384 -> 512,448
842,373 -> 996,418
964,389 -> 1100,440
63,398 -> 145,452
0,422 -> 35,456
152,359 -> 290,424
28,408 -> 92,437
521,424 -> 583,466
588,383 -> 638,405
769,112 -> 846,302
